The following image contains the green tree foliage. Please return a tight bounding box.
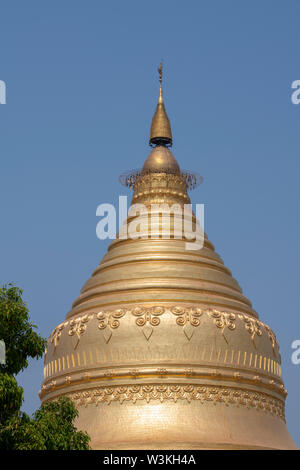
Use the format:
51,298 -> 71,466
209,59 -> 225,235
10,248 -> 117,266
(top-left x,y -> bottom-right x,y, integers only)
0,284 -> 90,450
0,397 -> 90,450
0,284 -> 46,375
0,373 -> 23,423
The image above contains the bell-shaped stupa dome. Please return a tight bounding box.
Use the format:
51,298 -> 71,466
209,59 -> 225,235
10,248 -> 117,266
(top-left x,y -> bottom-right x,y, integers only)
40,66 -> 297,450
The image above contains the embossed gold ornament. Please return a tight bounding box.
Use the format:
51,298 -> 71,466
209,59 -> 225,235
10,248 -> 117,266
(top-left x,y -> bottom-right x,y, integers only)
239,314 -> 263,349
131,306 -> 164,340
157,368 -> 168,377
171,306 -> 203,340
207,309 -> 236,343
50,322 -> 67,352
97,309 -> 126,343
68,314 -> 91,349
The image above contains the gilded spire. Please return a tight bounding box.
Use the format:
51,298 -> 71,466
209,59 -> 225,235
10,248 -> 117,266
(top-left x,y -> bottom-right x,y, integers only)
149,62 -> 173,147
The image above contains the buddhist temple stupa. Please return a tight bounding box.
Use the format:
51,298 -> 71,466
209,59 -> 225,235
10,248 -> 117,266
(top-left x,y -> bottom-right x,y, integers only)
40,65 -> 297,449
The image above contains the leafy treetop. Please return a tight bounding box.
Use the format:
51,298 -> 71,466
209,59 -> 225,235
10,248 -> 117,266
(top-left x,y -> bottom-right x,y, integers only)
0,284 -> 90,450
0,284 -> 47,375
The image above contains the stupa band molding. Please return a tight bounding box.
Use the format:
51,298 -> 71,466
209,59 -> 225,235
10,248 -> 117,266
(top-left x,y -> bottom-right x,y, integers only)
47,306 -> 280,359
41,383 -> 286,422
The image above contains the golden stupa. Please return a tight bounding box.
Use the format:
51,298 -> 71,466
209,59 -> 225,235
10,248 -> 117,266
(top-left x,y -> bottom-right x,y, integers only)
40,66 -> 297,450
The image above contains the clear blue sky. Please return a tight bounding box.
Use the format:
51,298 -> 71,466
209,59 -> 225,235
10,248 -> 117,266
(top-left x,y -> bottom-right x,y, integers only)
1,1 -> 299,446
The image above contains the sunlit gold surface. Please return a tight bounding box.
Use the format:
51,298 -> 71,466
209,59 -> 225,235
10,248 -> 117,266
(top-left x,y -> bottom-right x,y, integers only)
142,146 -> 180,175
40,76 -> 297,449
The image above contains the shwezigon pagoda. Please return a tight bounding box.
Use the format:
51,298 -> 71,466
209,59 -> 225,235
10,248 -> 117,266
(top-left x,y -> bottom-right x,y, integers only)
40,66 -> 297,450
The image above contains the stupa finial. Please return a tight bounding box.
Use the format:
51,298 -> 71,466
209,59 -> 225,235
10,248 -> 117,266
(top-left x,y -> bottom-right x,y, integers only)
149,62 -> 173,147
